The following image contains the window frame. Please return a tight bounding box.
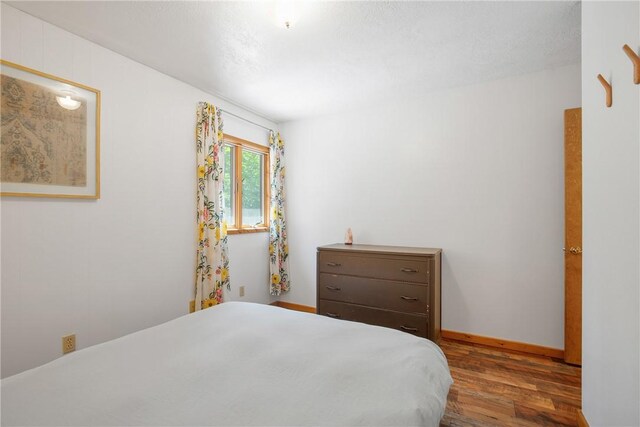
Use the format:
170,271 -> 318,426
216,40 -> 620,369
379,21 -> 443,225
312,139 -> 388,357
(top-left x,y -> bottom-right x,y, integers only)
223,134 -> 270,235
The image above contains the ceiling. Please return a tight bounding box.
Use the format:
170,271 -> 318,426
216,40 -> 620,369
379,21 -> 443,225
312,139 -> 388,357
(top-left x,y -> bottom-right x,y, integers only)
7,1 -> 581,123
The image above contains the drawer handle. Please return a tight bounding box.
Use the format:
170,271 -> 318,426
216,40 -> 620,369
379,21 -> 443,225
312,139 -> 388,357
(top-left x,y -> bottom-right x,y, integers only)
400,325 -> 418,332
326,262 -> 342,267
400,296 -> 418,301
400,268 -> 418,273
325,286 -> 341,291
325,312 -> 341,318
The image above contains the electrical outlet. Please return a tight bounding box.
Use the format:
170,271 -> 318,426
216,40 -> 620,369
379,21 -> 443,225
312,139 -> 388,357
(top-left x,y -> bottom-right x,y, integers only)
189,300 -> 195,313
239,286 -> 245,297
62,334 -> 76,354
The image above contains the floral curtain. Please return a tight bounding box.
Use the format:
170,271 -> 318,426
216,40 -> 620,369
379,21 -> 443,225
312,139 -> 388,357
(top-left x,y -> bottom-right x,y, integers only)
195,102 -> 230,310
269,131 -> 291,295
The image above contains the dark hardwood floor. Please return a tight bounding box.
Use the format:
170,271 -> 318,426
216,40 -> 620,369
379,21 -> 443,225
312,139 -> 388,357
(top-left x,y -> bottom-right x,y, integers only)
440,339 -> 581,427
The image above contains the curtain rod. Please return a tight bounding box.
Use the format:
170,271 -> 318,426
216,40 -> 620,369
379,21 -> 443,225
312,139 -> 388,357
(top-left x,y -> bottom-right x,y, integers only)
220,109 -> 275,133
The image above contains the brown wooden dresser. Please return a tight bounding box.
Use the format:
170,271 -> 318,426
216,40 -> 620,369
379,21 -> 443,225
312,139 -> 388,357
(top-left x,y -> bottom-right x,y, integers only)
317,244 -> 442,342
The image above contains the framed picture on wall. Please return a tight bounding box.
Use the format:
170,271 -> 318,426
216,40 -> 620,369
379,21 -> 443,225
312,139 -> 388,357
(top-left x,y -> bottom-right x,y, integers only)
0,60 -> 100,199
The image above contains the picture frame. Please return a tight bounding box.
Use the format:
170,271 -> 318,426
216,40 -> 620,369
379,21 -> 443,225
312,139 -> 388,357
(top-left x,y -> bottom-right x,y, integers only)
1,60 -> 101,199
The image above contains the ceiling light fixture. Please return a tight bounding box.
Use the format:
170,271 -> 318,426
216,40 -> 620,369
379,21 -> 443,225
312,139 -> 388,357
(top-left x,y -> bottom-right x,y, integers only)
275,0 -> 296,29
56,91 -> 81,110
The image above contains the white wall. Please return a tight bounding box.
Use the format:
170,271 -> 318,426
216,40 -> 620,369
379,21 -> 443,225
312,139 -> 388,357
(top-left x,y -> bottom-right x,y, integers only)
281,64 -> 581,349
0,4 -> 276,378
582,2 -> 639,426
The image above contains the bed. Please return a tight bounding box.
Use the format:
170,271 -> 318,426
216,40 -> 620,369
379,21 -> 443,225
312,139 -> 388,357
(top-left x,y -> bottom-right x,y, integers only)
1,302 -> 452,426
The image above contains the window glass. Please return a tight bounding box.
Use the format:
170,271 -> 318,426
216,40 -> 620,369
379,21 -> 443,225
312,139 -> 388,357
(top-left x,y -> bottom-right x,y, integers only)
223,144 -> 234,226
241,149 -> 264,226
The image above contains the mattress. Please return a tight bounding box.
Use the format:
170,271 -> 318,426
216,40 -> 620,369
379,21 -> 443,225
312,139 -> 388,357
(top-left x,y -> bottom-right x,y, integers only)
1,302 -> 452,426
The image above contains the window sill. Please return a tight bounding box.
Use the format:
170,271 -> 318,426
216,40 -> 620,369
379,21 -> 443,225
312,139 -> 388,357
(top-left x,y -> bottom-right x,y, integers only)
227,227 -> 269,235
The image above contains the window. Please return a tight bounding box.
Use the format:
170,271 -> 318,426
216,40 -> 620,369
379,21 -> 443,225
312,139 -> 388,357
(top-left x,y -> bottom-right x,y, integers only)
222,134 -> 269,234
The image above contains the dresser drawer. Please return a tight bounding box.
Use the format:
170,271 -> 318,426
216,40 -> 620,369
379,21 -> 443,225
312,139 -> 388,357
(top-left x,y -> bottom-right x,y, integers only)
318,273 -> 429,315
318,252 -> 429,284
318,300 -> 428,338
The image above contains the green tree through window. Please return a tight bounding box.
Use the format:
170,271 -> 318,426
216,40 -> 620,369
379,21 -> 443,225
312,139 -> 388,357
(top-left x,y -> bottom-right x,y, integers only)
223,145 -> 233,225
242,150 -> 263,225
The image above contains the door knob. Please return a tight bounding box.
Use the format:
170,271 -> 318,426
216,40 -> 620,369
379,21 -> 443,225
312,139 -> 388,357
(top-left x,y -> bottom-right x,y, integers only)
569,246 -> 583,255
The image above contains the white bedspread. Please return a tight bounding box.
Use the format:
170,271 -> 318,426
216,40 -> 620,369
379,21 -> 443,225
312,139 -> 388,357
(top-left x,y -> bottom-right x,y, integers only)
1,302 -> 452,426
